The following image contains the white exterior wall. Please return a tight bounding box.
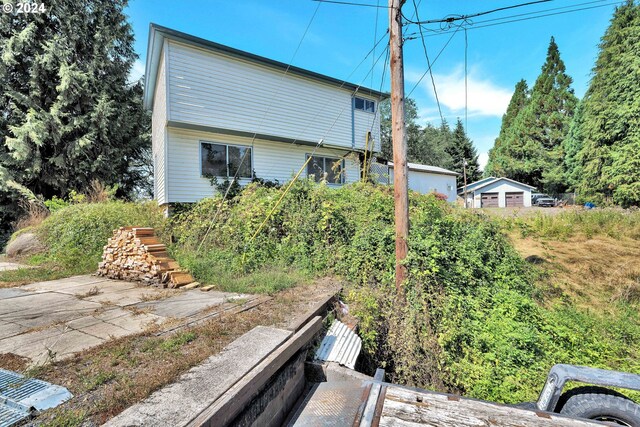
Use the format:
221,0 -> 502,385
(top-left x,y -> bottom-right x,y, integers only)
353,107 -> 381,152
166,40 -> 381,152
388,168 -> 457,202
151,48 -> 168,205
166,127 -> 360,203
471,180 -> 533,208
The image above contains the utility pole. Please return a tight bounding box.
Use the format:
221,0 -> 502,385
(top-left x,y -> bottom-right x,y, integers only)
389,0 -> 408,296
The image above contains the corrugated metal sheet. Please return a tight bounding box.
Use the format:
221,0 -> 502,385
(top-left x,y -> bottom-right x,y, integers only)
0,369 -> 72,426
315,320 -> 362,370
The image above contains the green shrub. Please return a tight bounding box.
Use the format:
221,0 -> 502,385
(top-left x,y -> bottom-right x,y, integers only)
168,181 -> 640,404
28,201 -> 166,273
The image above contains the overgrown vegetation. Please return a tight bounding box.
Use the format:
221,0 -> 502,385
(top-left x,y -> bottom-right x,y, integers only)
0,201 -> 165,282
5,180 -> 639,405
169,181 -> 640,403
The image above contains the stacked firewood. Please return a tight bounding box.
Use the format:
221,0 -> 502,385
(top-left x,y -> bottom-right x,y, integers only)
97,227 -> 196,288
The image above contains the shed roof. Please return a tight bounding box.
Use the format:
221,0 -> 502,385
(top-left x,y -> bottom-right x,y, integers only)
458,177 -> 536,193
144,24 -> 389,110
389,162 -> 459,176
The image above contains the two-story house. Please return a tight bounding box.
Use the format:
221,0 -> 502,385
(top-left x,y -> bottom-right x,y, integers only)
144,24 -> 387,208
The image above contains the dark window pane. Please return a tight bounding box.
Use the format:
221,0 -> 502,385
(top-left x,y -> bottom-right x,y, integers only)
354,97 -> 365,110
307,156 -> 324,182
201,143 -> 226,176
365,100 -> 375,112
228,146 -> 252,178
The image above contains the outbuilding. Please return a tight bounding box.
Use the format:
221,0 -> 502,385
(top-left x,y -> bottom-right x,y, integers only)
388,162 -> 459,202
460,177 -> 536,208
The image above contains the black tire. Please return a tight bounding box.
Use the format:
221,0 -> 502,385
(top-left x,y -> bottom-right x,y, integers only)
557,386 -> 640,426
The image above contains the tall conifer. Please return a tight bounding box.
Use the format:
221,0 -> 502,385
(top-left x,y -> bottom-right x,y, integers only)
573,1 -> 640,206
0,0 -> 150,242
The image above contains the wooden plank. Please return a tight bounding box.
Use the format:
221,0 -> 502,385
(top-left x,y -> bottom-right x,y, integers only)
379,386 -> 601,426
187,316 -> 323,427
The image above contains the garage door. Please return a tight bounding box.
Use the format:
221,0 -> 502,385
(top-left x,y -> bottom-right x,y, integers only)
505,192 -> 524,207
481,192 -> 499,208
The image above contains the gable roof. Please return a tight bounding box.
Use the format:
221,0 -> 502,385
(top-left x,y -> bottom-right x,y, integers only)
389,162 -> 458,177
144,24 -> 389,110
458,177 -> 536,193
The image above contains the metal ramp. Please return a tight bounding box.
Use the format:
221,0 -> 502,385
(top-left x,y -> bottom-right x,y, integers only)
0,368 -> 72,426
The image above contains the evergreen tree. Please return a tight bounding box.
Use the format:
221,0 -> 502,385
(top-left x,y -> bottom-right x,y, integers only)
446,119 -> 481,186
573,1 -> 640,206
485,79 -> 528,177
380,98 -> 451,167
487,38 -> 577,193
0,0 -> 150,242
562,99 -> 585,191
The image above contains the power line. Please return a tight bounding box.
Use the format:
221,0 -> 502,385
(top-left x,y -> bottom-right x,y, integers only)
406,24 -> 462,99
408,1 -> 624,37
198,1 -> 323,251
472,0 -> 615,25
405,0 -> 551,25
412,0 -> 444,124
312,0 -> 389,8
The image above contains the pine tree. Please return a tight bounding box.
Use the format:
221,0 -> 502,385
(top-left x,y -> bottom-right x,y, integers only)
0,0 -> 150,241
485,79 -> 528,177
573,1 -> 640,206
445,119 -> 481,186
487,38 -> 577,193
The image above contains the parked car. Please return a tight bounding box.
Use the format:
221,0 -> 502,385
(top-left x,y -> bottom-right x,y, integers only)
536,196 -> 556,207
532,193 -> 555,207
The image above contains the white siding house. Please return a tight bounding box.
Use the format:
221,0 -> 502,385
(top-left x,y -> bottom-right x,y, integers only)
144,24 -> 387,206
388,163 -> 458,202
460,177 -> 536,208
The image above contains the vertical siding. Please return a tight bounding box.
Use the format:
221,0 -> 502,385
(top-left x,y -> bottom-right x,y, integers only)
166,127 -> 360,203
152,47 -> 168,205
166,41 -> 381,151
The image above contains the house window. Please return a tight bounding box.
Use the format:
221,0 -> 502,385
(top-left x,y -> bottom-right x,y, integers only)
353,97 -> 375,113
201,142 -> 252,178
306,155 -> 345,184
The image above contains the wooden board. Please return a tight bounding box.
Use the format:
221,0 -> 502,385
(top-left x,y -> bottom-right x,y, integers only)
378,385 -> 601,426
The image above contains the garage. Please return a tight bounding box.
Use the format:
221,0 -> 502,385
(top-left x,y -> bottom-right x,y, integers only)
460,177 -> 535,208
481,192 -> 499,208
505,192 -> 524,207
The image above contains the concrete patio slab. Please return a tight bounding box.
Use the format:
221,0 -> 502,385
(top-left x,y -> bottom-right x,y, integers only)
0,321 -> 26,340
22,275 -> 113,293
137,290 -> 244,318
0,288 -> 30,299
84,286 -> 171,307
0,275 -> 254,365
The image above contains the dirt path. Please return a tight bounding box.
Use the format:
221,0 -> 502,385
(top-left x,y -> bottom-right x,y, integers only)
25,277 -> 342,425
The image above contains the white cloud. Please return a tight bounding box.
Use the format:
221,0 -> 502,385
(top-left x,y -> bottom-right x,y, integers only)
478,152 -> 489,171
129,59 -> 145,84
408,66 -> 512,118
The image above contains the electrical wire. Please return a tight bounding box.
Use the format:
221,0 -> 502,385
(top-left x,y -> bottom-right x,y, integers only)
197,1 -> 322,251
405,0 -> 551,25
412,0 -> 444,125
406,24 -> 462,99
408,1 -> 624,37
312,0 -> 389,8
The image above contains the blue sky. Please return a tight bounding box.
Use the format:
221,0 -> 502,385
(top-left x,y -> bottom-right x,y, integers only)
126,0 -> 623,169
